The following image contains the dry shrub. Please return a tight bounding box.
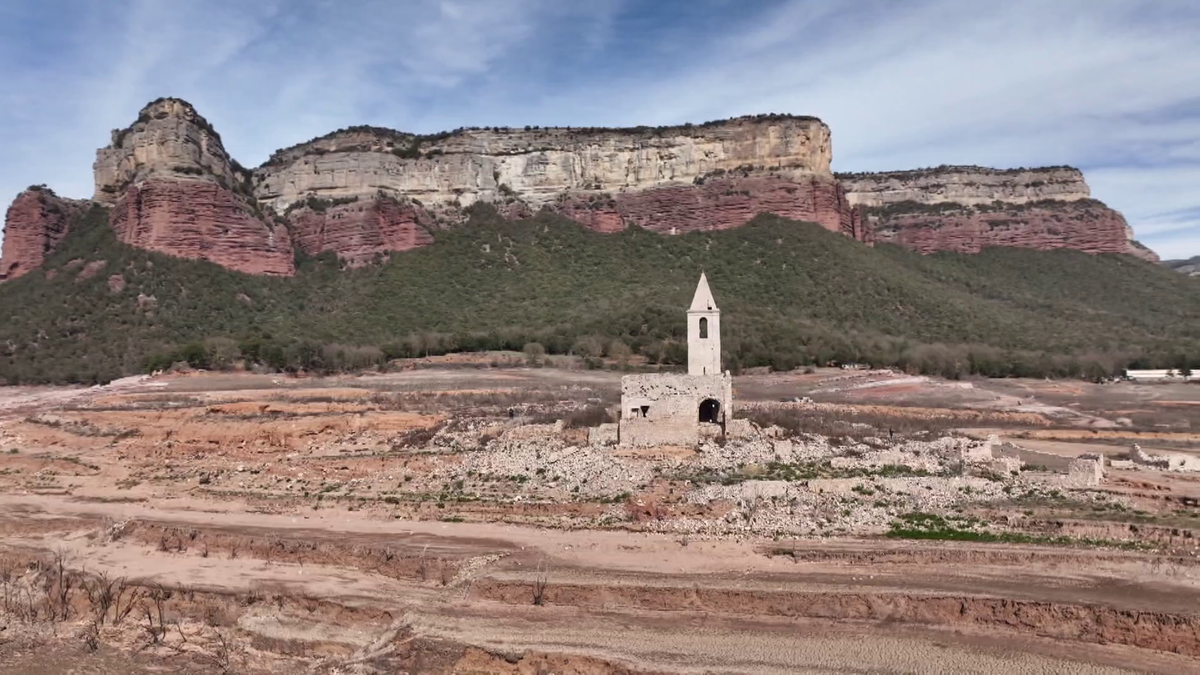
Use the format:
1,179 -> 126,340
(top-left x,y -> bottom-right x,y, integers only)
394,420 -> 447,449
201,599 -> 236,627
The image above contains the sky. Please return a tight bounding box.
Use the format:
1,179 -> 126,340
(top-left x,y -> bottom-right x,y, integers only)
1,0 -> 1198,258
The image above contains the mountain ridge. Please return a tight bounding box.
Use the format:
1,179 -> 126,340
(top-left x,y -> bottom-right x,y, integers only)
0,97 -> 1160,279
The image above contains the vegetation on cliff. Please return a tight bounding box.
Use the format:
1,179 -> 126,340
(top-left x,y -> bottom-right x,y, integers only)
261,113 -> 824,167
835,165 -> 1079,180
0,205 -> 1197,384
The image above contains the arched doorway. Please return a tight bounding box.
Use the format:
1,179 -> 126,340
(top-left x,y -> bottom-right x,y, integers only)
699,398 -> 721,424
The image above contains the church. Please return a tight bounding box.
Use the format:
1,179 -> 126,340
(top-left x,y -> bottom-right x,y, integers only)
618,273 -> 733,446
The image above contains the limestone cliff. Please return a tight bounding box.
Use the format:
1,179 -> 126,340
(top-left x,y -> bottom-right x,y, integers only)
838,166 -> 1156,261
838,166 -> 1090,207
253,116 -> 867,245
0,187 -> 87,281
94,98 -> 294,275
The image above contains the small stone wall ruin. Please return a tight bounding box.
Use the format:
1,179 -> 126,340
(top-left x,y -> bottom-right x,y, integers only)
618,372 -> 732,447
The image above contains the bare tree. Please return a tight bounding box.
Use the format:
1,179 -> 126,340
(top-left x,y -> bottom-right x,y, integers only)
83,570 -> 118,625
533,559 -> 549,606
142,584 -> 171,645
43,549 -> 75,622
112,578 -> 141,625
417,544 -> 429,582
197,628 -> 241,675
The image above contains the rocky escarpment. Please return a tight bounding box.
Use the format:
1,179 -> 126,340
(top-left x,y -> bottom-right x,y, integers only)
254,116 -> 868,247
556,173 -> 867,240
2,98 -> 1162,278
838,166 -> 1156,261
838,166 -> 1091,207
109,179 -> 294,276
0,187 -> 88,281
286,195 -> 434,266
94,98 -> 294,275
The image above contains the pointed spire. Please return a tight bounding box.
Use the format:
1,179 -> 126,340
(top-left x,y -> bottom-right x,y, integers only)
689,272 -> 718,312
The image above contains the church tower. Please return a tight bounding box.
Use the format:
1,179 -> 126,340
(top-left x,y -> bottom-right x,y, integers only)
687,273 -> 721,376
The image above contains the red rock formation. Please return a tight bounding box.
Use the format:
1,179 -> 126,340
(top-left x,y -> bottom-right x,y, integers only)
288,198 -> 435,265
842,166 -> 1155,260
870,200 -> 1156,260
110,179 -> 294,276
554,175 -> 872,242
0,188 -> 87,281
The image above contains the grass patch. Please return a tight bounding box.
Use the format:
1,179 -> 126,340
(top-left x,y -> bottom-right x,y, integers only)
886,512 -> 1151,550
683,460 -> 946,485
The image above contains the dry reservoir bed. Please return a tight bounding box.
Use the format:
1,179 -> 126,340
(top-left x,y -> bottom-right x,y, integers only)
0,368 -> 1199,674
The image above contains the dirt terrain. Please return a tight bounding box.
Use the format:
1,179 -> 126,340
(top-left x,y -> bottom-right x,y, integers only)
1,365 -> 1199,673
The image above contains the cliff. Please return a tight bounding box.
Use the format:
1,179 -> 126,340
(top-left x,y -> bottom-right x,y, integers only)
253,115 -> 869,250
838,166 -> 1156,261
94,98 -> 294,275
2,99 -> 1163,279
0,187 -> 88,281
286,195 -> 434,266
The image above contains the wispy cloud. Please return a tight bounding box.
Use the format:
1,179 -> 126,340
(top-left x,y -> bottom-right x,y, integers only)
1,0 -> 1197,258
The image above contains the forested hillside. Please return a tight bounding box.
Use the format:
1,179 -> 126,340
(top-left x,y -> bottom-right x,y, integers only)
1,204 -> 1197,384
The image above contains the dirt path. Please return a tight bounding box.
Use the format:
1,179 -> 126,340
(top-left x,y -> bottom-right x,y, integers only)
2,494 -> 1199,673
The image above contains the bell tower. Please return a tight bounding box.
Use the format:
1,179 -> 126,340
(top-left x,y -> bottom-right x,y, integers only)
687,272 -> 721,376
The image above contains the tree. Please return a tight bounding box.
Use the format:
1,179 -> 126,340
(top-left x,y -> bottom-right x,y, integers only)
572,335 -> 605,358
608,339 -> 633,367
203,337 -> 241,370
523,342 -> 546,367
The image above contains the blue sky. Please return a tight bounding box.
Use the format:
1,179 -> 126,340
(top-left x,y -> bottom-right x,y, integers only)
2,0 -> 1199,258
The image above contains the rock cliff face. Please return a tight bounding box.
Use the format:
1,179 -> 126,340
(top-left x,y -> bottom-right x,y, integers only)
838,166 -> 1155,261
109,179 -> 294,276
95,98 -> 294,275
287,196 -> 434,266
838,166 -> 1090,207
253,116 -> 868,246
3,99 -> 1162,279
555,174 -> 867,239
0,188 -> 87,281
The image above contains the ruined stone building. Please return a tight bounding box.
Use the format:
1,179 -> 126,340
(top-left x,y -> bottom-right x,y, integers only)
618,274 -> 733,446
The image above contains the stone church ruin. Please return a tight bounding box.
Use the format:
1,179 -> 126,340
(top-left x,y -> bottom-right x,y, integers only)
618,273 -> 733,446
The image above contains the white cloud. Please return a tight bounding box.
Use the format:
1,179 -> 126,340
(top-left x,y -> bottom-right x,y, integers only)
1,0 -> 1197,258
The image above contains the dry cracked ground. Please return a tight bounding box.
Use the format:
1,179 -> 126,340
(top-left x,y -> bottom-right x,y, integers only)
1,360 -> 1200,674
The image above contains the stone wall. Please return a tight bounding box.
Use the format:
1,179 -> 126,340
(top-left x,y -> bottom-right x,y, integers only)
618,372 -> 732,447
